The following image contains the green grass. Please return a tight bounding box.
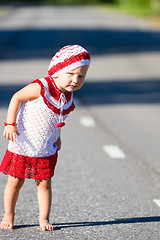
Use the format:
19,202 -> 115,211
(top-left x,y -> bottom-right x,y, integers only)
98,3 -> 160,18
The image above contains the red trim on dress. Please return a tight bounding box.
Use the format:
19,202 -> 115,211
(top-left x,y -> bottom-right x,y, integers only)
0,149 -> 58,179
49,77 -> 72,102
47,77 -> 61,101
30,78 -> 75,116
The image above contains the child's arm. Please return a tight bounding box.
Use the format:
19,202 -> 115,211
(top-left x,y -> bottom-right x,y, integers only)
3,83 -> 41,142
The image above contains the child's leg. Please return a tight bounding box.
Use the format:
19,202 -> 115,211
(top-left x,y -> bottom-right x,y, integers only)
35,178 -> 54,231
1,176 -> 25,230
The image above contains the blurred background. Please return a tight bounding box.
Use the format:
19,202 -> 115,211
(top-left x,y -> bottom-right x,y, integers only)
0,0 -> 160,239
1,0 -> 160,16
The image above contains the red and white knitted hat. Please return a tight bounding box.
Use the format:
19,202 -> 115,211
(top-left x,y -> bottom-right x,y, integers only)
48,45 -> 90,77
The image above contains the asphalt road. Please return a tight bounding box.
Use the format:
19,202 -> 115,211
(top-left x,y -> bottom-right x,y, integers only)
0,4 -> 160,240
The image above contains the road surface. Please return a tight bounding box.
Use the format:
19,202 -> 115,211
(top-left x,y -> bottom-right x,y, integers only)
0,4 -> 160,240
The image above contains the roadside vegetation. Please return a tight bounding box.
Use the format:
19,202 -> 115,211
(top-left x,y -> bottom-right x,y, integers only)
100,0 -> 160,17
2,0 -> 160,20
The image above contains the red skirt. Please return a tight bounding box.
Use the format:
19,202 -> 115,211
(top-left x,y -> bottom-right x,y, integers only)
0,149 -> 58,179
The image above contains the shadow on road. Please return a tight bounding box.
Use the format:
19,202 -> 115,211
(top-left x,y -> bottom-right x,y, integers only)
76,78 -> 160,105
0,28 -> 160,60
13,224 -> 39,229
53,216 -> 160,230
0,84 -> 25,107
0,78 -> 160,107
12,216 -> 160,230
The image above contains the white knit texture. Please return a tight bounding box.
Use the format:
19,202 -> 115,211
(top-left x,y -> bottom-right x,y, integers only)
8,97 -> 67,158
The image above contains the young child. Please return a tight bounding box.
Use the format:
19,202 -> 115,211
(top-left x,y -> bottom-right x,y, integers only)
0,45 -> 90,231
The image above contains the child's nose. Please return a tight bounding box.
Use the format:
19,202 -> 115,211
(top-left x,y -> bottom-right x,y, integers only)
72,75 -> 78,83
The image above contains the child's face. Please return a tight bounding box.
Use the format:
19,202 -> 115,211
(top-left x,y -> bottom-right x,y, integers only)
53,65 -> 89,93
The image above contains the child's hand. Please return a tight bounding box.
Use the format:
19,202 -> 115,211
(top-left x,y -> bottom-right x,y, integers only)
3,125 -> 20,142
53,137 -> 61,151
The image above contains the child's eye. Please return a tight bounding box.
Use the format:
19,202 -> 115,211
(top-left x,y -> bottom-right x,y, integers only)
67,72 -> 73,75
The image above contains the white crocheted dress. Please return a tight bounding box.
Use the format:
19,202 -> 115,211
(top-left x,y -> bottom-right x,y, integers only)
0,77 -> 75,179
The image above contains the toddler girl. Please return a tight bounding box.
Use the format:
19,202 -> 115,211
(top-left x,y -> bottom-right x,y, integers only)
0,45 -> 90,231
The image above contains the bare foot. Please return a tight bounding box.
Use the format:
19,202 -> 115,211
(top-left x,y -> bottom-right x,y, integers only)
0,213 -> 14,230
39,219 -> 55,231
